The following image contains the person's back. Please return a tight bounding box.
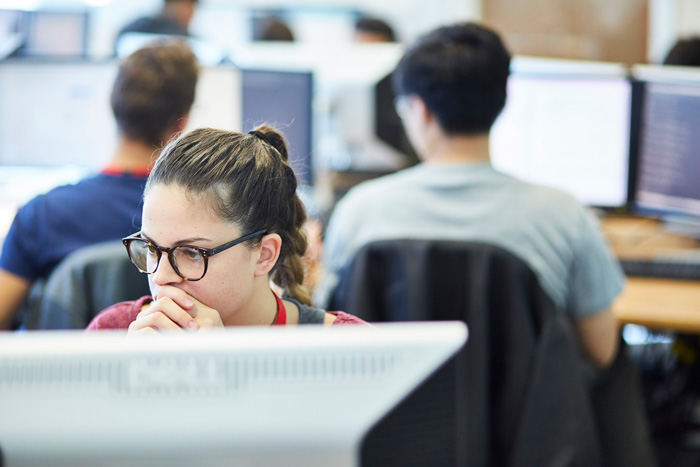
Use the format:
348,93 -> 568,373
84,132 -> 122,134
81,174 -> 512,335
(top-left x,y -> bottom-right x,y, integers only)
114,0 -> 198,52
317,22 -> 622,370
0,40 -> 199,329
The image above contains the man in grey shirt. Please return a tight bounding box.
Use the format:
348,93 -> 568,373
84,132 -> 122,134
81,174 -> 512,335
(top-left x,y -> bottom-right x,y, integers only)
316,22 -> 623,369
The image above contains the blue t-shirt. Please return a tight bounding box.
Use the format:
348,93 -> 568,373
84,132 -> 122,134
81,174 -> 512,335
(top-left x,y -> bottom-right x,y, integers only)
0,173 -> 147,281
316,163 -> 625,319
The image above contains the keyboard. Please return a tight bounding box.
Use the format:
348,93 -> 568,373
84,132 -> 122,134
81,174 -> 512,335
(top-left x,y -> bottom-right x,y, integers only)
619,257 -> 700,280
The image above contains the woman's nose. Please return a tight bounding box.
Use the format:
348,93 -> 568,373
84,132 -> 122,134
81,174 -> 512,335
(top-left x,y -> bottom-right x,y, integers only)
151,253 -> 183,286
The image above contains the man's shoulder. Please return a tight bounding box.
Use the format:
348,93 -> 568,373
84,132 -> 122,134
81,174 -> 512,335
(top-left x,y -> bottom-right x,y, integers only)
515,181 -> 583,211
34,174 -> 142,202
14,174 -> 144,228
342,166 -> 424,202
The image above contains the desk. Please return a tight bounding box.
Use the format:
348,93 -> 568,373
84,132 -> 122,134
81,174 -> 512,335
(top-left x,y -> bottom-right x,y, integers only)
602,215 -> 700,333
613,278 -> 700,333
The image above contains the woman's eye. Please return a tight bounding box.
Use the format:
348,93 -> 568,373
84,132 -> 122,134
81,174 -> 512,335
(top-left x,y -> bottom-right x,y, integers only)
180,248 -> 202,261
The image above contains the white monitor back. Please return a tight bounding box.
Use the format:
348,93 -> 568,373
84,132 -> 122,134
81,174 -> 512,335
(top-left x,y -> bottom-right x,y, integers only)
0,321 -> 467,467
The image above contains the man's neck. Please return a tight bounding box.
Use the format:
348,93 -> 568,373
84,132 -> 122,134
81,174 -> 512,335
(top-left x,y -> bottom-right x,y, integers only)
108,137 -> 159,172
423,133 -> 491,166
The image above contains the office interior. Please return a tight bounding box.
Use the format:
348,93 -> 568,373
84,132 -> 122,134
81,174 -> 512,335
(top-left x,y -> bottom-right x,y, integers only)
1,0 -> 700,464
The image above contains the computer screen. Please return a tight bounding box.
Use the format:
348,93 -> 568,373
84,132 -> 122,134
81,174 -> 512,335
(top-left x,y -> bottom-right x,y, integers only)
0,60 -> 240,170
490,57 -> 633,208
0,60 -> 118,168
231,43 -> 408,172
0,321 -> 468,466
241,69 -> 314,185
632,65 -> 700,219
20,10 -> 89,57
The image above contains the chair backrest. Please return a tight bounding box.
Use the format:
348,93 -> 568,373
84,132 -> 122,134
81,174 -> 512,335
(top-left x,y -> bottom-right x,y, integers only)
330,239 -> 603,466
21,240 -> 151,330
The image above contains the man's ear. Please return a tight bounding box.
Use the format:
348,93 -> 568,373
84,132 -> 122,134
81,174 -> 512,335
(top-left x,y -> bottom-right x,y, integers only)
161,115 -> 190,148
254,233 -> 282,277
174,114 -> 189,134
412,96 -> 433,125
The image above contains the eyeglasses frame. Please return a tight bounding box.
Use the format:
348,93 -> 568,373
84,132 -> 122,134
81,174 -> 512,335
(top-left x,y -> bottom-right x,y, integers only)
122,229 -> 268,281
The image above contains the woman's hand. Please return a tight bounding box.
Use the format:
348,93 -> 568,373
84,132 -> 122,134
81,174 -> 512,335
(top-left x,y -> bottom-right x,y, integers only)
127,286 -> 223,335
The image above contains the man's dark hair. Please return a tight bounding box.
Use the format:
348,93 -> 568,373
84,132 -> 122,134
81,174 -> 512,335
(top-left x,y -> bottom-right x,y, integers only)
111,40 -> 198,148
254,17 -> 295,42
663,37 -> 700,66
392,22 -> 511,135
355,17 -> 395,42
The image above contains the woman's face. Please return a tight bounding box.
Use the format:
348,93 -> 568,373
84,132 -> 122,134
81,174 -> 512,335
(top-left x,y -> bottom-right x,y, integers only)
141,183 -> 259,323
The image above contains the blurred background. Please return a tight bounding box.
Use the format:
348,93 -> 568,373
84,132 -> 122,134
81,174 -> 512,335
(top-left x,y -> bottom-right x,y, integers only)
2,0 -> 700,226
0,0 -> 697,63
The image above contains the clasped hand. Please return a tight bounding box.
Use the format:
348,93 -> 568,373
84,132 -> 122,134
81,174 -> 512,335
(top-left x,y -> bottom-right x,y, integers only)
128,285 -> 223,334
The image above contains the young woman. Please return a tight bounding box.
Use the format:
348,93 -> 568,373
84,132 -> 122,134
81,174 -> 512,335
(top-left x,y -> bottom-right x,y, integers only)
86,126 -> 367,332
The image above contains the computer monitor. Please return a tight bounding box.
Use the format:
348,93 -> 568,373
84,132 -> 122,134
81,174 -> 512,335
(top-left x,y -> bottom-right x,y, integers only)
241,69 -> 313,185
490,57 -> 634,209
0,60 -> 240,170
231,43 -> 408,172
0,60 -> 118,168
632,65 -> 700,220
115,33 -> 229,68
19,10 -> 89,57
0,321 -> 468,466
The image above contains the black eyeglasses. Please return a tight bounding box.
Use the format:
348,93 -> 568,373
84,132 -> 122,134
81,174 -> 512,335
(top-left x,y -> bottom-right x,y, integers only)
122,230 -> 267,281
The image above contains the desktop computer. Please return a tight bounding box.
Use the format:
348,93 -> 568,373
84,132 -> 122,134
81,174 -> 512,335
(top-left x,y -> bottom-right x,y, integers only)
241,69 -> 314,185
0,60 -> 240,170
0,60 -> 118,169
18,10 -> 89,58
0,322 -> 468,466
632,65 -> 700,221
613,65 -> 700,280
491,57 -> 634,209
231,43 -> 411,174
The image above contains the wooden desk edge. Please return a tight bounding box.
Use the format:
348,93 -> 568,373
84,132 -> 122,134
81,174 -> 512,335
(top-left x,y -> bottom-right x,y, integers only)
613,277 -> 700,333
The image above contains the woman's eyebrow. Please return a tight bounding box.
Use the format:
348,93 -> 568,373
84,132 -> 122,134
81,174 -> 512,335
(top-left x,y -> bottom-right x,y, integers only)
140,232 -> 211,246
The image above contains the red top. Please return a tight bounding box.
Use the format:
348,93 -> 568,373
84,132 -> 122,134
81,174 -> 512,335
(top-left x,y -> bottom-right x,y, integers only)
85,296 -> 369,331
272,291 -> 287,326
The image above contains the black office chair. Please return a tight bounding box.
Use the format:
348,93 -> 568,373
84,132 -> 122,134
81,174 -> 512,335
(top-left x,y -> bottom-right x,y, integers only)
21,240 -> 151,330
330,239 -> 655,467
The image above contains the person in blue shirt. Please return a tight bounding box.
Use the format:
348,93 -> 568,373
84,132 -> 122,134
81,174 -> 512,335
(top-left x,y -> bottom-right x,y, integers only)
0,40 -> 199,329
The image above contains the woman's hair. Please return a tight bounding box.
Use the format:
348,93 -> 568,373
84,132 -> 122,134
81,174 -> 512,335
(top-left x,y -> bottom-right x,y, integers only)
146,126 -> 311,305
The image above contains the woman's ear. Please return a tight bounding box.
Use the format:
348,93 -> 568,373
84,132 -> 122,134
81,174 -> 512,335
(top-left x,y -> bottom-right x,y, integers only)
253,233 -> 282,277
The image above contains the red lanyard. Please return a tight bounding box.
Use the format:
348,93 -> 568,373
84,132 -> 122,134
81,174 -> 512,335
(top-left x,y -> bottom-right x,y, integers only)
272,292 -> 287,326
